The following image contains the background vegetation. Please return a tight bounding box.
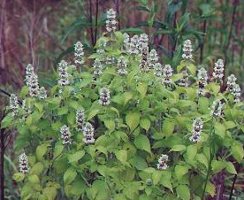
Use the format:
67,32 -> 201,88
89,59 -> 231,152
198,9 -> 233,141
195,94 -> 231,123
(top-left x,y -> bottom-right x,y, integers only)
0,0 -> 243,199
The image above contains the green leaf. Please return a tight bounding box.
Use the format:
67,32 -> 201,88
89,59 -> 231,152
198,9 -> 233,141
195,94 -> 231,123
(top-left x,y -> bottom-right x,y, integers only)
225,161 -> 237,174
159,171 -> 172,191
214,122 -> 226,138
175,165 -> 188,180
186,145 -> 197,161
64,167 -> 77,185
36,144 -> 49,161
231,143 -> 244,163
68,151 -> 85,163
104,119 -> 115,131
134,134 -> 151,153
126,112 -> 140,131
196,153 -> 208,169
176,185 -> 190,200
206,182 -> 215,197
211,160 -> 226,173
171,145 -> 186,152
13,172 -> 25,182
1,114 -> 14,128
152,170 -> 162,185
140,118 -> 151,132
137,83 -> 148,98
162,119 -> 175,136
30,162 -> 44,176
28,175 -> 40,184
54,143 -> 64,158
87,109 -> 100,120
115,150 -> 127,164
43,187 -> 57,200
130,155 -> 148,170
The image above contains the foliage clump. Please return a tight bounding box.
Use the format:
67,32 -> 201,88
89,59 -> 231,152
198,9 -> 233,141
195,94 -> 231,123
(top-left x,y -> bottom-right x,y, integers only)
2,8 -> 244,200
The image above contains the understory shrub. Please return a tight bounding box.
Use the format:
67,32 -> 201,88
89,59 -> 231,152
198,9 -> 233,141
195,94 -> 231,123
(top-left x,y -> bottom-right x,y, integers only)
2,8 -> 244,200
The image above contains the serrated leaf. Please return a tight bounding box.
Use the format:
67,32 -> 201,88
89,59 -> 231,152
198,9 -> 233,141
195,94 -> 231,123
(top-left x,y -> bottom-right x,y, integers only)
225,161 -> 237,174
64,167 -> 77,185
175,165 -> 188,180
104,119 -> 115,131
126,112 -> 140,131
36,143 -> 49,161
87,109 -> 99,120
231,143 -> 244,163
211,160 -> 226,173
1,114 -> 14,128
13,172 -> 25,182
140,118 -> 151,132
176,185 -> 190,200
134,134 -> 151,153
68,151 -> 85,163
171,145 -> 186,152
137,83 -> 148,98
115,150 -> 127,164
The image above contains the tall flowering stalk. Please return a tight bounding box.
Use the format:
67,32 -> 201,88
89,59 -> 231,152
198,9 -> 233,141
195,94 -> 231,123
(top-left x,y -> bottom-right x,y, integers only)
99,87 -> 111,106
83,122 -> 95,144
60,125 -> 72,145
189,118 -> 203,143
178,69 -> 189,87
117,56 -> 128,76
157,154 -> 169,170
19,153 -> 30,174
211,100 -> 224,118
106,8 -> 117,33
58,60 -> 70,87
226,74 -> 241,103
93,59 -> 104,78
76,108 -> 85,131
182,40 -> 193,60
148,49 -> 159,69
74,41 -> 84,65
154,63 -> 163,77
213,59 -> 224,82
197,67 -> 208,96
128,35 -> 139,55
9,94 -> 19,116
162,64 -> 173,85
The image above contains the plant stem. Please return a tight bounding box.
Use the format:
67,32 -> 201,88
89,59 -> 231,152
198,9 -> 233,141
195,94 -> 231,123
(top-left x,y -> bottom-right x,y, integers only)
201,118 -> 215,200
88,0 -> 95,46
94,0 -> 99,45
228,164 -> 240,200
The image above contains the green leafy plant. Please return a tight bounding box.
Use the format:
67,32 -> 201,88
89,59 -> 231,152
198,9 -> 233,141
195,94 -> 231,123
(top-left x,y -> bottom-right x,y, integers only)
2,8 -> 244,200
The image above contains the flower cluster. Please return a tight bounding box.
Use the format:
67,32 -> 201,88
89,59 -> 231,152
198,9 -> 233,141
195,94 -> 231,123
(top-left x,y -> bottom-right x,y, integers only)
197,67 -> 208,96
83,122 -> 95,144
25,64 -> 34,84
58,60 -> 70,87
139,33 -> 149,51
154,63 -> 163,77
106,8 -> 117,33
178,69 -> 189,87
182,40 -> 193,60
93,59 -> 104,77
60,125 -> 72,145
127,35 -> 139,55
157,154 -> 169,170
9,94 -> 19,115
123,33 -> 130,52
117,56 -> 128,76
25,64 -> 40,97
74,41 -> 84,65
213,59 -> 224,81
19,153 -> 30,174
189,118 -> 203,143
39,87 -> 47,99
99,87 -> 111,106
162,64 -> 173,84
76,108 -> 85,131
226,74 -> 241,103
148,49 -> 159,69
211,100 -> 224,117
139,46 -> 149,72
